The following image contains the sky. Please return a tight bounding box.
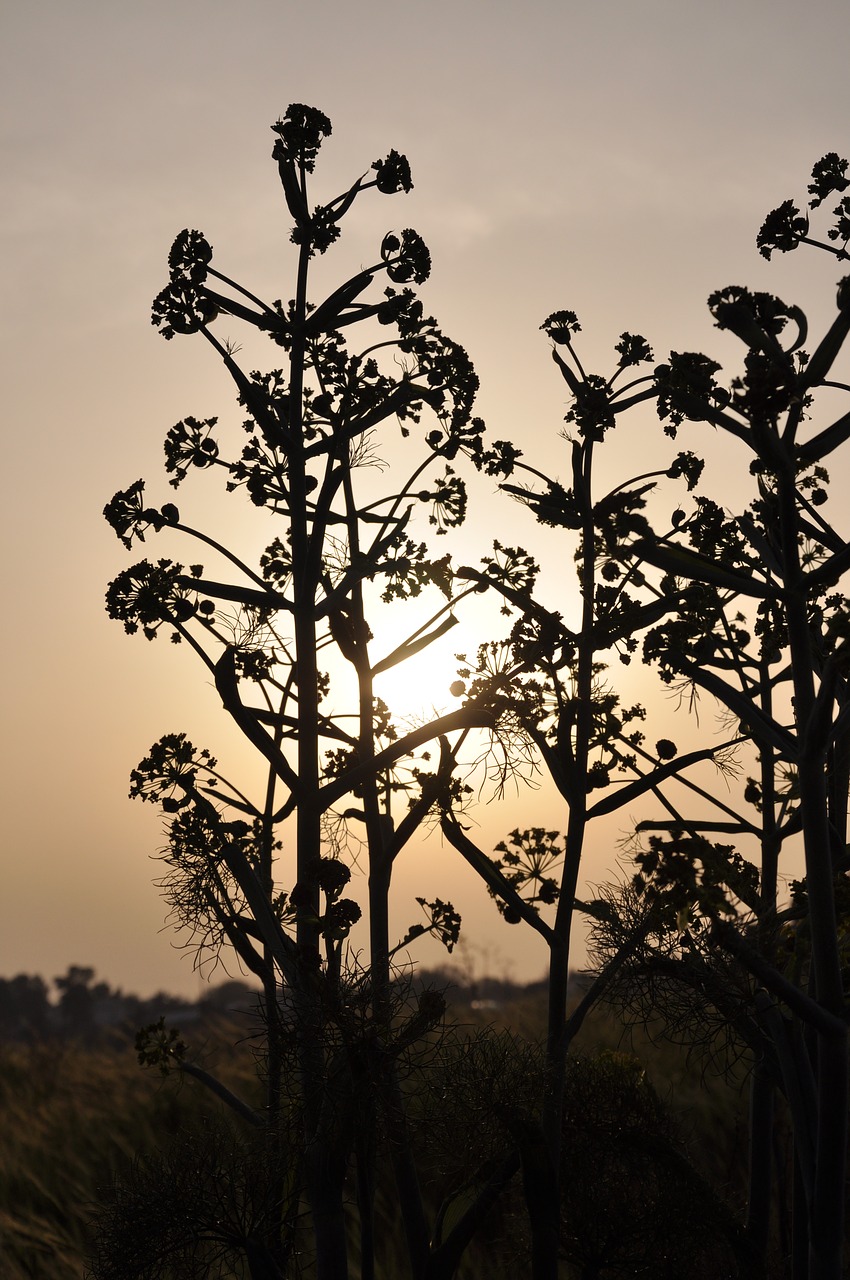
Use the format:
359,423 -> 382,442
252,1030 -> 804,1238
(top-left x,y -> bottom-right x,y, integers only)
2,0 -> 850,999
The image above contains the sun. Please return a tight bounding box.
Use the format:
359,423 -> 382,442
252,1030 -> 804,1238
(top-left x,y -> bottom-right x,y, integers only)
370,618 -> 468,726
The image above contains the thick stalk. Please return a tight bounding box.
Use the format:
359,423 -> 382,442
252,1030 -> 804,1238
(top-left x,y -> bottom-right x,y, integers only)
758,664 -> 780,915
747,668 -> 779,1265
343,469 -> 392,1022
547,438 -> 596,1083
289,242 -> 322,960
350,464 -> 431,1277
355,1129 -> 376,1280
746,1064 -> 774,1263
776,467 -> 847,1280
536,439 -> 597,1280
260,728 -> 287,1263
347,465 -> 392,1279
792,1155 -> 809,1280
289,232 -> 349,1279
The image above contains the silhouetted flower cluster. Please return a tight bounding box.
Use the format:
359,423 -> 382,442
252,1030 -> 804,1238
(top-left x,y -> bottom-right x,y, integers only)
632,830 -> 760,928
614,332 -> 653,367
372,149 -> 413,194
654,352 -> 723,435
151,231 -> 218,340
168,229 -> 213,284
708,285 -> 798,342
106,559 -> 196,639
756,200 -> 809,260
381,229 -> 432,284
270,103 -> 332,173
103,480 -> 179,549
130,733 -> 217,806
541,310 -> 581,343
162,416 -> 220,486
491,828 -> 563,921
757,152 -> 850,260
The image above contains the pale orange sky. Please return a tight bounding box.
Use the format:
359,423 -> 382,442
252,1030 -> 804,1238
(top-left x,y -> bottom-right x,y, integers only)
3,0 -> 850,998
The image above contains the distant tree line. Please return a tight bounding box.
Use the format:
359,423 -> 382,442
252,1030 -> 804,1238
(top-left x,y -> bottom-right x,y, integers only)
0,966 -> 249,1043
0,964 -> 552,1044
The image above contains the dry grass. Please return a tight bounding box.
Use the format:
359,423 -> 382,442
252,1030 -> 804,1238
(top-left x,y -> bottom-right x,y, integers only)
0,1020 -> 260,1280
0,998 -> 748,1279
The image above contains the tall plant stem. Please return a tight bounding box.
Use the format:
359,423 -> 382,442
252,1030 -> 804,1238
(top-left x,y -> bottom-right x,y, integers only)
777,466 -> 847,1280
289,234 -> 349,1280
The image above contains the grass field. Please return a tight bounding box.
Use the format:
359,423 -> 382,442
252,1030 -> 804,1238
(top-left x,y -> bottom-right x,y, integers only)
0,994 -> 754,1279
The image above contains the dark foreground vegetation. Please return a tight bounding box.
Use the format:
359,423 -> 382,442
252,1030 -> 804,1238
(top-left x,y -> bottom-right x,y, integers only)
2,968 -> 755,1279
87,107 -> 850,1277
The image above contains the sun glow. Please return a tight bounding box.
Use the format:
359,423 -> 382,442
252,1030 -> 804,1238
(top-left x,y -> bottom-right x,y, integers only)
369,612 -> 468,728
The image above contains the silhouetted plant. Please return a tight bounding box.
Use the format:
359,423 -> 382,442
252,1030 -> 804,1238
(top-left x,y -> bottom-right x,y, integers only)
89,1116 -> 299,1280
99,105 -> 517,1280
434,303 -> 747,1278
425,154 -> 850,1280
97,107 -> 850,1280
578,156 -> 850,1280
558,1051 -> 750,1279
